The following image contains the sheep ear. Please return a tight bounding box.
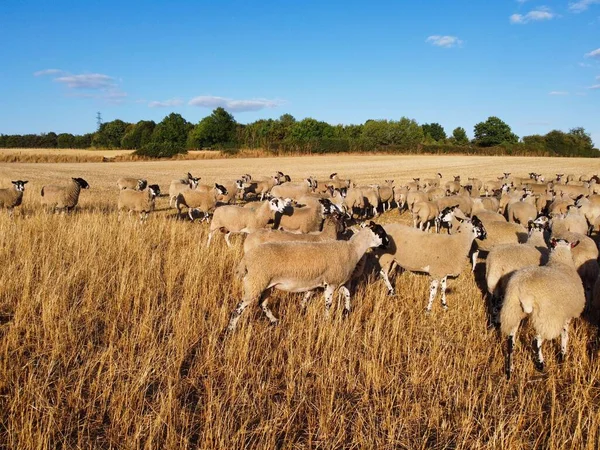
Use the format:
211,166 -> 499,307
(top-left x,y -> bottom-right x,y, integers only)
571,240 -> 580,248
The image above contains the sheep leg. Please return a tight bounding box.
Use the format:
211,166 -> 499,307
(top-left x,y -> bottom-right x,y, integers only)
258,292 -> 278,325
227,299 -> 253,331
424,221 -> 431,232
559,319 -> 571,363
323,284 -> 335,318
340,285 -> 351,317
471,250 -> 479,272
534,335 -> 545,372
505,331 -> 517,380
188,208 -> 195,222
206,231 -> 215,247
301,291 -> 314,310
440,276 -> 448,310
426,279 -> 439,312
224,232 -> 232,247
380,265 -> 395,296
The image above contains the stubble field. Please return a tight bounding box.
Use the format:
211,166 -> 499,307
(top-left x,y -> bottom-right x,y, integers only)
1,154 -> 600,449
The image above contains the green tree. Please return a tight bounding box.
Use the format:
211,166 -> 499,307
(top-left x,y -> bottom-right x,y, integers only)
93,119 -> 129,148
569,127 -> 594,151
452,127 -> 469,145
422,123 -> 447,142
473,116 -> 518,147
121,120 -> 156,149
187,107 -> 237,149
362,118 -> 423,148
57,133 -> 76,148
135,113 -> 190,157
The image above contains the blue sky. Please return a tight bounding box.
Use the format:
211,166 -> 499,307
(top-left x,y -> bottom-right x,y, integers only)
1,0 -> 599,145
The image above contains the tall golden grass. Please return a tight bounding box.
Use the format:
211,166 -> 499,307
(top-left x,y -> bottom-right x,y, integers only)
1,155 -> 599,448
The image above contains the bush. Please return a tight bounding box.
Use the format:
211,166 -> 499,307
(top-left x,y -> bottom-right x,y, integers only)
134,141 -> 187,158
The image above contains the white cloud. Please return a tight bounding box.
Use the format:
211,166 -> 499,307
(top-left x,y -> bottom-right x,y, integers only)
579,62 -> 593,67
588,84 -> 600,89
33,69 -> 65,77
188,95 -> 283,112
148,98 -> 184,108
549,91 -> 569,95
569,0 -> 600,13
510,8 -> 556,24
585,48 -> 600,58
425,35 -> 463,48
54,73 -> 116,89
35,69 -> 127,103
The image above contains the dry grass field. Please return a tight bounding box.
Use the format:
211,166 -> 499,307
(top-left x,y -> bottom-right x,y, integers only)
1,155 -> 600,449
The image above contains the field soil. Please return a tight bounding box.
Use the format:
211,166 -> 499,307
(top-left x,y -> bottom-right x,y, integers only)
1,155 -> 599,448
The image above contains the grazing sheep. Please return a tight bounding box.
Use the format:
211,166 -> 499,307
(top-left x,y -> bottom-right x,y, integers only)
176,184 -> 228,221
226,222 -> 389,330
501,239 -> 585,378
118,184 -> 161,222
244,211 -> 346,254
169,173 -> 200,207
376,216 -> 487,311
40,177 -> 90,213
0,180 -> 28,216
117,177 -> 147,191
208,198 -> 287,247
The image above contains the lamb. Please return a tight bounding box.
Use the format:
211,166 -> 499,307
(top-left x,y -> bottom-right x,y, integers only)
422,173 -> 443,189
444,176 -> 462,195
377,180 -> 395,212
241,175 -> 280,201
169,173 -> 200,207
394,186 -> 409,211
412,200 -> 439,231
117,177 -> 147,191
118,184 -> 161,222
275,199 -> 330,234
501,239 -> 585,379
0,180 -> 28,216
243,211 -> 346,254
207,198 -> 287,247
376,216 -> 487,311
40,177 -> 90,213
344,187 -> 366,218
226,222 -> 389,330
176,184 -> 228,221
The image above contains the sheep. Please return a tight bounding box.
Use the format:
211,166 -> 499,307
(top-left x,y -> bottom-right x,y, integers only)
507,197 -> 537,225
118,184 -> 161,222
422,173 -> 443,189
575,196 -> 600,233
472,197 -> 499,214
426,187 -> 446,202
226,221 -> 389,331
0,180 -> 28,216
407,190 -> 428,212
501,238 -> 585,378
270,178 -> 314,200
471,220 -> 528,271
485,219 -> 550,322
444,176 -> 462,195
550,207 -> 589,236
553,184 -> 589,200
244,211 -> 346,254
394,186 -> 409,211
241,175 -> 281,201
376,215 -> 487,311
275,199 -> 331,234
117,177 -> 147,191
550,229 -> 599,299
466,177 -> 483,194
548,197 -> 574,217
40,177 -> 90,213
412,200 -> 439,231
208,198 -> 287,247
176,184 -> 228,221
377,180 -> 395,212
169,173 -> 200,207
344,187 -> 366,218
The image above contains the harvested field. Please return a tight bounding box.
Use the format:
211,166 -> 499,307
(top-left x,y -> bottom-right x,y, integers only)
1,155 -> 599,449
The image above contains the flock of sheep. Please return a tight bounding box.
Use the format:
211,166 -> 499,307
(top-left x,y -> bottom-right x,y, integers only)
1,169 -> 600,379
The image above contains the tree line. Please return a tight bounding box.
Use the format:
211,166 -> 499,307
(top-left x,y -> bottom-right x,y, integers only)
1,108 -> 597,157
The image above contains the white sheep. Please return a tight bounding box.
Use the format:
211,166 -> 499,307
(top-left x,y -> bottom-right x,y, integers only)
40,177 -> 90,213
501,238 -> 585,379
117,177 -> 147,191
226,222 -> 389,330
243,211 -> 346,254
275,199 -> 331,234
176,184 -> 228,221
169,173 -> 200,207
412,200 -> 439,231
207,198 -> 286,247
507,196 -> 537,225
376,216 -> 487,311
118,184 -> 161,222
0,180 -> 28,216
